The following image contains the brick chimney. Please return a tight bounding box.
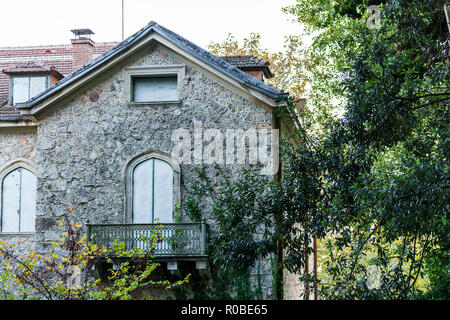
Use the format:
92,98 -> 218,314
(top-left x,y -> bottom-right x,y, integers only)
70,29 -> 95,71
220,55 -> 274,83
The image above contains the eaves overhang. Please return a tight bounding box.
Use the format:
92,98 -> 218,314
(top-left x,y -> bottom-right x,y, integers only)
18,21 -> 287,116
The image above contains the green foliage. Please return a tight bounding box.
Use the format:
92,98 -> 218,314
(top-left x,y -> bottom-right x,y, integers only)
0,209 -> 190,300
282,0 -> 449,299
184,197 -> 202,223
208,32 -> 310,98
188,162 -> 318,299
187,1 -> 448,300
422,247 -> 450,299
199,267 -> 263,300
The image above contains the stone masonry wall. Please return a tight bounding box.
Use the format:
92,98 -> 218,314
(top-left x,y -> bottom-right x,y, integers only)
0,127 -> 37,167
0,127 -> 37,297
0,127 -> 37,246
33,44 -> 274,298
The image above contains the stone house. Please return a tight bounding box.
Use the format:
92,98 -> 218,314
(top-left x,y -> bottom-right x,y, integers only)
0,22 -> 300,299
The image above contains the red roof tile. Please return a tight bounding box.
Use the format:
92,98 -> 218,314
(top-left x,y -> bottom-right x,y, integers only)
0,41 -> 117,120
2,60 -> 61,76
220,55 -> 274,78
0,103 -> 25,120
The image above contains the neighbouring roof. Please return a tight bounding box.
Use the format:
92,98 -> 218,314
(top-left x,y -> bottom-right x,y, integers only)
220,55 -> 274,78
21,21 -> 285,113
0,41 -> 116,121
0,103 -> 27,121
1,22 -> 286,121
3,61 -> 64,80
0,42 -> 116,101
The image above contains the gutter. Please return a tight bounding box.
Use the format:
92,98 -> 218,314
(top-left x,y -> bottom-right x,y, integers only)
20,22 -> 286,111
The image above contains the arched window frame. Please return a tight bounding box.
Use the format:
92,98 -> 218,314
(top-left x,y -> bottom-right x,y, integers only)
124,151 -> 181,224
0,159 -> 37,234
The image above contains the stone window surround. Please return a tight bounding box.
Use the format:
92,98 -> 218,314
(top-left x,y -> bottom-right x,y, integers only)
0,158 -> 36,235
124,151 -> 181,224
122,65 -> 189,105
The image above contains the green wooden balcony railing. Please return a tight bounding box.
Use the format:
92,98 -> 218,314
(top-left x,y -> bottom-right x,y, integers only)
86,222 -> 208,258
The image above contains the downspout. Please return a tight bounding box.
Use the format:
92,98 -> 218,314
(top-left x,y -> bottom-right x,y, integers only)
273,102 -> 284,300
304,233 -> 309,300
314,235 -> 318,300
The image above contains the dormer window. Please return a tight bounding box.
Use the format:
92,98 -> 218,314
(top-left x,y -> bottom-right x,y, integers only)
11,75 -> 48,105
2,61 -> 63,106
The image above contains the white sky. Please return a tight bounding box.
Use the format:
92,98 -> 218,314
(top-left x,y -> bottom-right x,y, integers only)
0,0 -> 302,51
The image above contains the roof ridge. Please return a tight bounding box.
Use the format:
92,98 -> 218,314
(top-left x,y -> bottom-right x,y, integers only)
220,54 -> 256,57
0,44 -> 72,50
0,41 -> 119,50
23,21 -> 285,109
153,23 -> 282,97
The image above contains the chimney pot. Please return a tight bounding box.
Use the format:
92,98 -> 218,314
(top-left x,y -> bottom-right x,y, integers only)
71,29 -> 95,71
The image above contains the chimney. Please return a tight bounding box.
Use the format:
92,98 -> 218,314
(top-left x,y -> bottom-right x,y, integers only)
243,70 -> 264,82
220,55 -> 274,83
70,29 -> 95,71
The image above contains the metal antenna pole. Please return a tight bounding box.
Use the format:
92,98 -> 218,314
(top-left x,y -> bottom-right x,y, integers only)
122,0 -> 124,40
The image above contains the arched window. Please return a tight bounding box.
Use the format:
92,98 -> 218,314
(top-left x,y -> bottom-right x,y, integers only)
125,152 -> 180,224
133,158 -> 173,223
1,164 -> 37,233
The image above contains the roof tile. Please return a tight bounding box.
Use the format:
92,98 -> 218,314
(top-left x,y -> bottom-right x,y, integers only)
0,42 -> 116,121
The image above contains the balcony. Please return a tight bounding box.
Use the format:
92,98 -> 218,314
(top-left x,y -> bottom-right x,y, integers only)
86,222 -> 208,261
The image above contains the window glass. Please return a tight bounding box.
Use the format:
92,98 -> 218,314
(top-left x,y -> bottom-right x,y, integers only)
132,158 -> 173,223
13,77 -> 29,104
1,167 -> 36,232
12,76 -> 47,105
133,160 -> 153,224
133,76 -> 178,102
153,159 -> 173,223
30,77 -> 47,99
19,169 -> 37,232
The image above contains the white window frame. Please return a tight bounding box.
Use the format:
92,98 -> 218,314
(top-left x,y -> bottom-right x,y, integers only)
0,159 -> 37,234
9,75 -> 49,105
123,65 -> 188,105
124,151 -> 181,224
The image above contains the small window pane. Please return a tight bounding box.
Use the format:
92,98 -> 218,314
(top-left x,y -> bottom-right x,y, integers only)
13,76 -> 47,105
30,77 -> 47,99
132,158 -> 174,224
133,160 -> 153,224
19,169 -> 37,232
133,76 -> 178,102
1,168 -> 36,233
1,169 -> 21,232
153,159 -> 173,223
13,77 -> 29,104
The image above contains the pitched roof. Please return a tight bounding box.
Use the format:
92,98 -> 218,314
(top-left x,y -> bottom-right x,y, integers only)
0,42 -> 116,102
1,22 -> 286,121
21,21 -> 285,113
0,103 -> 26,121
0,41 -> 116,121
220,55 -> 274,78
3,61 -> 53,74
2,61 -> 65,82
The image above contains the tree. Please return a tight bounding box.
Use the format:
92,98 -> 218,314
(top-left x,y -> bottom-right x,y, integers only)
208,33 -> 310,99
283,0 -> 449,299
0,209 -> 190,300
197,0 -> 449,299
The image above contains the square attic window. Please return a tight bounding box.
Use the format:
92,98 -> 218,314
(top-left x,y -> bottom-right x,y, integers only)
12,76 -> 48,105
132,75 -> 178,103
